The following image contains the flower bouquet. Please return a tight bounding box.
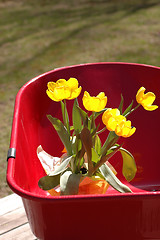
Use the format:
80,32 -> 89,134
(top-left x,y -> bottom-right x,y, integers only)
37,78 -> 158,196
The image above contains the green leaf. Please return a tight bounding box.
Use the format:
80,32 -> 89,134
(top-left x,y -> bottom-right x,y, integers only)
49,155 -> 73,176
94,135 -> 102,155
76,105 -> 92,129
93,144 -> 121,174
60,170 -> 82,195
80,127 -> 94,175
74,146 -> 85,173
47,115 -> 72,155
123,100 -> 134,117
38,174 -> 60,190
91,148 -> 100,164
99,163 -> 132,193
72,99 -> 82,134
87,116 -> 92,130
101,131 -> 119,157
110,145 -> 137,182
101,144 -> 121,162
118,94 -> 124,114
76,105 -> 88,125
73,136 -> 82,157
119,147 -> 137,182
70,135 -> 76,155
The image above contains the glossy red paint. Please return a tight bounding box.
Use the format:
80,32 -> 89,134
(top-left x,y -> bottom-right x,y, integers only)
7,63 -> 160,240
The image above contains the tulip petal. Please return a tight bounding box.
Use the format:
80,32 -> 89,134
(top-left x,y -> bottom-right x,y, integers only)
136,86 -> 158,111
122,127 -> 131,137
68,86 -> 82,99
82,91 -> 107,112
97,92 -> 105,98
106,117 -> 117,131
136,86 -> 145,103
141,92 -> 155,105
47,81 -> 56,91
143,104 -> 158,111
54,87 -> 71,101
56,79 -> 66,85
128,127 -> 136,137
46,89 -> 62,101
66,77 -> 79,90
111,108 -> 121,117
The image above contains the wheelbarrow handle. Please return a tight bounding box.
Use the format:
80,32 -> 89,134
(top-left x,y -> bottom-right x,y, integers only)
7,148 -> 16,161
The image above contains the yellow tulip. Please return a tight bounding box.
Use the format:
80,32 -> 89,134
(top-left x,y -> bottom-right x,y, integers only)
102,108 -> 136,138
46,78 -> 82,102
115,120 -> 136,138
82,91 -> 107,112
136,86 -> 158,111
102,108 -> 125,131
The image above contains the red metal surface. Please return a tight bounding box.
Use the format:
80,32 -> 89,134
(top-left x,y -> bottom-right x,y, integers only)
7,63 -> 160,240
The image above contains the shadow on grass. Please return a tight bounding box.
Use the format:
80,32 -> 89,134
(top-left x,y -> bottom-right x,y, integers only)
91,0 -> 160,15
125,1 -> 160,14
1,0 -> 160,42
1,0 -> 160,82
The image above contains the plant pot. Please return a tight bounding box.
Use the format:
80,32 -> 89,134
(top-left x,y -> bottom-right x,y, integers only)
7,62 -> 160,240
48,177 -> 109,196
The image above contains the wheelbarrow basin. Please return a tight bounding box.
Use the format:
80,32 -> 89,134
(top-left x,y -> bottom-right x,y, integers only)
7,62 -> 160,240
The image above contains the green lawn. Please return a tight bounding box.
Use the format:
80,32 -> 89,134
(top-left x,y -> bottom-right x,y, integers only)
0,0 -> 160,197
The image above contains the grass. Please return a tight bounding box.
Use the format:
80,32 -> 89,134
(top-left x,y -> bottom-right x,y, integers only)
0,0 -> 160,197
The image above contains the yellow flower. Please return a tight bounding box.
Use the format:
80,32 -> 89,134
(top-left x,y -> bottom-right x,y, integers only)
82,91 -> 107,112
102,108 -> 125,131
136,86 -> 158,111
46,78 -> 82,102
115,120 -> 136,138
102,108 -> 136,138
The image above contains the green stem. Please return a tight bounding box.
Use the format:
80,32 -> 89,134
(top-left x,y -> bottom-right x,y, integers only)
61,100 -> 65,126
64,99 -> 70,135
97,127 -> 107,135
63,99 -> 67,127
124,104 -> 140,118
91,112 -> 96,129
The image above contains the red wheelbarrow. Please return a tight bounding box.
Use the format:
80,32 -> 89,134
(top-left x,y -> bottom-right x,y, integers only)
7,63 -> 160,240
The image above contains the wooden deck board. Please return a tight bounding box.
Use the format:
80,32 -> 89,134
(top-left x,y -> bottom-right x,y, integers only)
0,194 -> 37,239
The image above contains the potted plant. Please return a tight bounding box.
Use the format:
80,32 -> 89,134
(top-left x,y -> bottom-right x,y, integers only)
37,77 -> 157,197
7,63 -> 160,240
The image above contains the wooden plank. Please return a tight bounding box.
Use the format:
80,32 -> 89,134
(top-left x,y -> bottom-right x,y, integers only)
0,194 -> 37,239
0,206 -> 28,234
0,194 -> 23,216
0,223 -> 37,240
